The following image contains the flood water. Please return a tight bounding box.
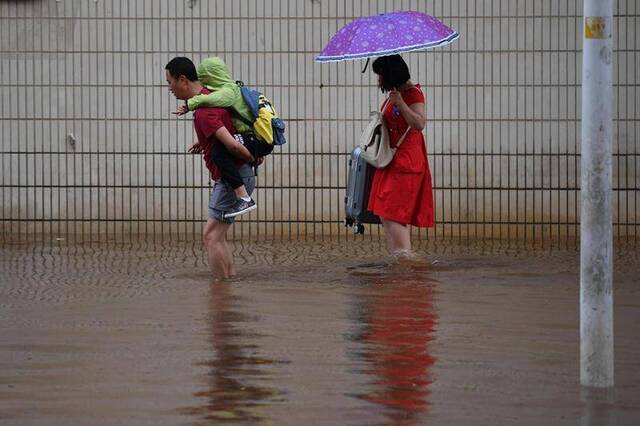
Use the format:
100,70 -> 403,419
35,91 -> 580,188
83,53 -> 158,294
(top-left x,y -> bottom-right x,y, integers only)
1,238 -> 639,425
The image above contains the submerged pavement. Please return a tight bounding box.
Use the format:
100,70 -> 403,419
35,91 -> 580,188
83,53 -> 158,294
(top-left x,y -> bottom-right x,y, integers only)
0,238 -> 638,425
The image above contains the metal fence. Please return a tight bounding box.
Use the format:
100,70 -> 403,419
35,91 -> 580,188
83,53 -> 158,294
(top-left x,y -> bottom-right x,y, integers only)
1,0 -> 638,243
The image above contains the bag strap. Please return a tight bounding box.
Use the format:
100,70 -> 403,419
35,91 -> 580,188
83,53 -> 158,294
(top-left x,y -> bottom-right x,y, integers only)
394,126 -> 412,149
231,80 -> 257,127
381,96 -> 391,112
381,92 -> 419,150
230,108 -> 254,128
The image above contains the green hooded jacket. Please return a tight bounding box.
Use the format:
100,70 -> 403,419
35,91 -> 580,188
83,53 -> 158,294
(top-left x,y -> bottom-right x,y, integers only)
187,57 -> 253,134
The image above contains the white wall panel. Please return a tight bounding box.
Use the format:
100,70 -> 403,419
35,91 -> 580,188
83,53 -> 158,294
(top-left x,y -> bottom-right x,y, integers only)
1,0 -> 638,241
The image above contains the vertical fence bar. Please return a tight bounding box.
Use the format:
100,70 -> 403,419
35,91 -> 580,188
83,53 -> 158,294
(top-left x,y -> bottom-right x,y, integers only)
635,1 -> 639,248
626,0 -> 632,240
58,0 -> 65,239
564,0 -> 569,247
29,0 -> 36,241
1,3 -> 5,240
21,0 -> 27,240
15,0 -> 22,240
574,0 -> 580,242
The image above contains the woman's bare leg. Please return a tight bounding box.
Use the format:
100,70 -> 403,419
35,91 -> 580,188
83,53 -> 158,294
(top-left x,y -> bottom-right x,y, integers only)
380,217 -> 412,253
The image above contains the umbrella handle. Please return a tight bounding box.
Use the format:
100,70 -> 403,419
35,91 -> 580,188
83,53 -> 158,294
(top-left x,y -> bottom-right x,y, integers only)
361,58 -> 370,73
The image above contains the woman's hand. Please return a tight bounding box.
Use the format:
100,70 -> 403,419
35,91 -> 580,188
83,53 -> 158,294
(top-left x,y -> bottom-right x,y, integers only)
389,88 -> 426,131
388,89 -> 406,107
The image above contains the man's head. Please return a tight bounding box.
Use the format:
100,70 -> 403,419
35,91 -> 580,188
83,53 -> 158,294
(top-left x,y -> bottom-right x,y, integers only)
165,57 -> 198,100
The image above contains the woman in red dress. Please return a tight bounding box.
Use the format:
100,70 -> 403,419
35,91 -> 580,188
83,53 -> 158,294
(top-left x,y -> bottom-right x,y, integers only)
368,55 -> 435,253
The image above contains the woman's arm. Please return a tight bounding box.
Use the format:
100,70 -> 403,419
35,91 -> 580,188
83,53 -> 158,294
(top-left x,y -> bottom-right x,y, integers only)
388,89 -> 426,131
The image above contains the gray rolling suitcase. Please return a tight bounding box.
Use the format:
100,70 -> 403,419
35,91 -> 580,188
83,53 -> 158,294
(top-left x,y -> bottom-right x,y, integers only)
344,146 -> 380,234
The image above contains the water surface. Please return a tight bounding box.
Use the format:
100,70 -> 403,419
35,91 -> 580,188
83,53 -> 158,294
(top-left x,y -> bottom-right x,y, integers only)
1,239 -> 638,425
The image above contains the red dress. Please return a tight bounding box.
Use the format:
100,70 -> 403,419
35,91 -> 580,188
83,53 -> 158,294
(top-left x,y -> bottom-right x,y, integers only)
368,85 -> 435,227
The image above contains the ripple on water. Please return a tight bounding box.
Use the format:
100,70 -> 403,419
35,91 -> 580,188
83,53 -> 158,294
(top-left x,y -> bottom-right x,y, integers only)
1,238 -> 635,307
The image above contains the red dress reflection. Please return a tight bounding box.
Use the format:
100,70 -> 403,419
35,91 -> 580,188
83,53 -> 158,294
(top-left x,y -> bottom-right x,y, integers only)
359,277 -> 437,424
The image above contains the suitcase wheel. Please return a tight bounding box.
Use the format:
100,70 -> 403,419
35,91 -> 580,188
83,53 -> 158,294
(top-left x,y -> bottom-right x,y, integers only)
355,224 -> 365,234
344,217 -> 354,227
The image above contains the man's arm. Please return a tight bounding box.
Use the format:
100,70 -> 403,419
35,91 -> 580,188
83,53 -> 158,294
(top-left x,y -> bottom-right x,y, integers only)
214,127 -> 254,163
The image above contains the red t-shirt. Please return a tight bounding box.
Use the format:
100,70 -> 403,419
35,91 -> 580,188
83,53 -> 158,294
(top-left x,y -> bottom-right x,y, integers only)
192,87 -> 239,180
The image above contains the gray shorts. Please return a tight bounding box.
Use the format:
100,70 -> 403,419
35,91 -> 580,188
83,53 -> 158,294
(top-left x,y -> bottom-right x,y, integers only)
208,164 -> 256,224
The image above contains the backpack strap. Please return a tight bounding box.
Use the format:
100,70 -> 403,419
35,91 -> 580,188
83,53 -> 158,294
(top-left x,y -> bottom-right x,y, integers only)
232,80 -> 258,126
230,108 -> 254,128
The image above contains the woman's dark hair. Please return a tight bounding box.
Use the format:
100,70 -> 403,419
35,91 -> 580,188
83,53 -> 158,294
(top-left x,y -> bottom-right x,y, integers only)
371,54 -> 411,92
165,57 -> 198,81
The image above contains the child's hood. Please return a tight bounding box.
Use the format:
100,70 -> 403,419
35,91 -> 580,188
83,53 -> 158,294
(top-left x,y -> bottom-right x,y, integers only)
197,57 -> 235,89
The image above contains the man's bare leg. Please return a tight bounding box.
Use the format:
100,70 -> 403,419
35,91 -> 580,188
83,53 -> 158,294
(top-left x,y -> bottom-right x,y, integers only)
203,218 -> 233,280
223,238 -> 237,277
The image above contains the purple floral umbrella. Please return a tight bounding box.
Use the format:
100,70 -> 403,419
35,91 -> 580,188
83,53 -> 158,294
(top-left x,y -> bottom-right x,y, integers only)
316,11 -> 459,62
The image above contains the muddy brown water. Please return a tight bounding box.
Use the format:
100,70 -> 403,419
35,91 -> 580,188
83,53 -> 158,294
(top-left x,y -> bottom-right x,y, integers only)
0,239 -> 639,425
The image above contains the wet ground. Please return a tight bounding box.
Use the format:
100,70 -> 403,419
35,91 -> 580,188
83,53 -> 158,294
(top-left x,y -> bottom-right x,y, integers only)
0,238 -> 639,425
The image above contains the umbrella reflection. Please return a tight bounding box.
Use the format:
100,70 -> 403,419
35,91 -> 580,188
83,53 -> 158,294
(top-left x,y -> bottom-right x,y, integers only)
349,261 -> 438,425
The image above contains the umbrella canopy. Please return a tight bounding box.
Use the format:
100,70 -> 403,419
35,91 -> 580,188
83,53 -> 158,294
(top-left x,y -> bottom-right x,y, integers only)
316,11 -> 459,62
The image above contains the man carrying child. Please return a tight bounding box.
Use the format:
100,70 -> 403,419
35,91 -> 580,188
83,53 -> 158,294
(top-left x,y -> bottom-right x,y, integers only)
164,57 -> 255,280
176,56 -> 274,218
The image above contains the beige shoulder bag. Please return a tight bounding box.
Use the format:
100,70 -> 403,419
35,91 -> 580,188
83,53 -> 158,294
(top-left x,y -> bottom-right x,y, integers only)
359,100 -> 411,168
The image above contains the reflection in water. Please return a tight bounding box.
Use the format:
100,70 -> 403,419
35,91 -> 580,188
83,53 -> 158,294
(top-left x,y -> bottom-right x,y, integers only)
581,387 -> 617,426
182,282 -> 282,423
349,258 -> 438,425
2,241 -> 639,424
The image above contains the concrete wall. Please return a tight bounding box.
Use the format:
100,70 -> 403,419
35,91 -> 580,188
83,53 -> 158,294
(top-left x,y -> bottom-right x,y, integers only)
1,0 -> 638,241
